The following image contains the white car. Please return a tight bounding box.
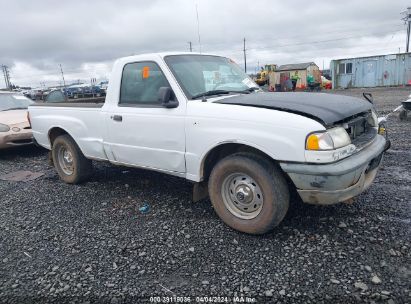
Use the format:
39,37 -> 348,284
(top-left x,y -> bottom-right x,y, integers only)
28,53 -> 387,234
0,91 -> 34,149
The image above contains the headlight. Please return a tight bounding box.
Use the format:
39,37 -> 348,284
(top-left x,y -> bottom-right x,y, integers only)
0,123 -> 10,132
367,109 -> 378,128
378,124 -> 386,136
306,127 -> 351,151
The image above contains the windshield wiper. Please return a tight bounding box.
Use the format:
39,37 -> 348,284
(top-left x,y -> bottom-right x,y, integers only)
192,88 -> 259,100
246,87 -> 260,92
236,87 -> 260,93
191,90 -> 232,100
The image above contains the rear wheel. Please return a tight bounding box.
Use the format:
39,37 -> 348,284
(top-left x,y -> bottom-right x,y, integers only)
52,135 -> 92,184
208,154 -> 289,234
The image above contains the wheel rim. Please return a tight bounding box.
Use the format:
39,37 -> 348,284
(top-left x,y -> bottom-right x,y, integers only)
221,173 -> 264,219
57,145 -> 74,176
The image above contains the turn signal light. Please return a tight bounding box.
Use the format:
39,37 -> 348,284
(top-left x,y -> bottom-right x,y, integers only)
306,134 -> 319,150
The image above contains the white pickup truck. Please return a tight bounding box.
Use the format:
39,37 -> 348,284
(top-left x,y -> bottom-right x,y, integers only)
29,52 -> 387,234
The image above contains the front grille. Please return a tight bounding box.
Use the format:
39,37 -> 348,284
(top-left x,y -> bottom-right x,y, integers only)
346,116 -> 367,139
339,111 -> 376,149
351,128 -> 377,149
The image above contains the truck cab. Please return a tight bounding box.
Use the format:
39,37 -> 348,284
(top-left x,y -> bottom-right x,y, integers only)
29,52 -> 387,234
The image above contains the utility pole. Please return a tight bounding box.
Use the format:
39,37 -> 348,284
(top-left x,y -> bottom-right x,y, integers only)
243,38 -> 247,73
188,41 -> 192,52
1,65 -> 11,90
407,7 -> 411,52
2,66 -> 6,88
5,66 -> 10,89
59,64 -> 67,90
402,7 -> 411,52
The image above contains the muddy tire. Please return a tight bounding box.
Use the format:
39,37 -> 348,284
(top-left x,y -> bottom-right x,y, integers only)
208,154 -> 289,234
52,135 -> 92,184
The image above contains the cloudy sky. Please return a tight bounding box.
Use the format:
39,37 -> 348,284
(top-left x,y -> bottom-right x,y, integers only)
0,0 -> 409,88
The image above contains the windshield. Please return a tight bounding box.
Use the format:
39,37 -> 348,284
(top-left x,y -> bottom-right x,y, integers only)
0,93 -> 34,111
165,55 -> 258,99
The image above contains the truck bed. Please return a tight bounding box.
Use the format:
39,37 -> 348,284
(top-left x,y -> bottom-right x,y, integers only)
31,96 -> 105,108
29,103 -> 106,160
30,102 -> 104,108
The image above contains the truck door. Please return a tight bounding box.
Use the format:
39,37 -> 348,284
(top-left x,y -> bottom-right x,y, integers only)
104,61 -> 186,174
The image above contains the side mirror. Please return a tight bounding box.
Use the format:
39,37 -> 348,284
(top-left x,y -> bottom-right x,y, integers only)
158,87 -> 179,108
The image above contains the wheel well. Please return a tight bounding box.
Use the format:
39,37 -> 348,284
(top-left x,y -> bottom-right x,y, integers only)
201,143 -> 276,180
48,127 -> 68,147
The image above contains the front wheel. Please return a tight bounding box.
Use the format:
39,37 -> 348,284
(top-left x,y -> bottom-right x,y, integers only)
52,135 -> 92,184
208,154 -> 289,234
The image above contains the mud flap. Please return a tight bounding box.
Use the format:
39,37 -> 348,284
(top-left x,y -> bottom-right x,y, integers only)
192,182 -> 209,202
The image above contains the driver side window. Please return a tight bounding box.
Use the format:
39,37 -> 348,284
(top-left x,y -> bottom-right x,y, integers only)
120,62 -> 170,106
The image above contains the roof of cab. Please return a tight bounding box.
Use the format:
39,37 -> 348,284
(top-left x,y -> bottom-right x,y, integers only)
115,52 -> 223,64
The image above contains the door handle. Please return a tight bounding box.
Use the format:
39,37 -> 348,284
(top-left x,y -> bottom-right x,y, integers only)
111,115 -> 122,122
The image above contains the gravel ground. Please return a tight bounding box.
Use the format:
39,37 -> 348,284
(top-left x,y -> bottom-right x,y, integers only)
0,87 -> 410,304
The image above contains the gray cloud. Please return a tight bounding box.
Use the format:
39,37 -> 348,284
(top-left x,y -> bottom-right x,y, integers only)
0,0 -> 408,87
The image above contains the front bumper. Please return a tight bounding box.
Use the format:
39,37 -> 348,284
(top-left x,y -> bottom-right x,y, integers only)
280,135 -> 386,205
0,129 -> 33,149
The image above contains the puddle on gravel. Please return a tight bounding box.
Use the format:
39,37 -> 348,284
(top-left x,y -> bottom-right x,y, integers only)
0,170 -> 44,182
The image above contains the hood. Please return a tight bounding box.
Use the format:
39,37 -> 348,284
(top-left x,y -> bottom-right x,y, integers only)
215,92 -> 373,126
0,109 -> 29,125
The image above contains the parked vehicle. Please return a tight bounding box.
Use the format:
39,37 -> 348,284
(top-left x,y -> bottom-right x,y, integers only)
61,84 -> 107,99
28,53 -> 387,234
0,91 -> 34,149
44,89 -> 105,104
401,101 -> 411,118
22,90 -> 32,99
397,93 -> 411,121
99,81 -> 109,91
255,64 -> 277,86
27,88 -> 47,100
378,93 -> 411,122
63,85 -> 86,99
82,85 -> 105,97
